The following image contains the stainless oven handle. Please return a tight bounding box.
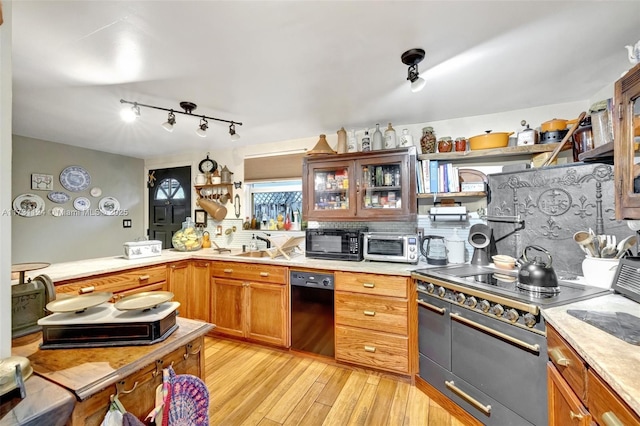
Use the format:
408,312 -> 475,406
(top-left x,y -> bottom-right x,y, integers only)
445,380 -> 491,416
416,299 -> 446,315
450,312 -> 540,354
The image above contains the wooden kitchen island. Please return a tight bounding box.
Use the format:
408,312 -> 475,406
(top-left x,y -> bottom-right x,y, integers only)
11,317 -> 214,426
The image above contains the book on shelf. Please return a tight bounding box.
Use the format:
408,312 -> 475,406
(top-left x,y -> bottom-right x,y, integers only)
429,160 -> 439,193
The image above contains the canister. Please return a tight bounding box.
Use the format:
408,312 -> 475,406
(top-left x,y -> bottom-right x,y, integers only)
445,228 -> 466,264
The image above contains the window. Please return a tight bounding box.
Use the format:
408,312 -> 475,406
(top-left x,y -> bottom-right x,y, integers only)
246,180 -> 302,229
156,178 -> 185,200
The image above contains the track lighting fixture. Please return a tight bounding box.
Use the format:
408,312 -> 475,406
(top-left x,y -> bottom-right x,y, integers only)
120,99 -> 242,140
401,48 -> 426,93
196,118 -> 209,138
229,123 -> 240,141
162,111 -> 176,132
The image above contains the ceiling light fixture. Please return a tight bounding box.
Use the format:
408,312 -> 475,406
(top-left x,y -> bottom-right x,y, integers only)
401,48 -> 426,93
229,123 -> 240,141
120,99 -> 242,140
162,111 -> 176,132
196,118 -> 209,138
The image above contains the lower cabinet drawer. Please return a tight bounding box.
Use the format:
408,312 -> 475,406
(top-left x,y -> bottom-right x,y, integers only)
547,325 -> 587,403
335,292 -> 408,335
335,325 -> 408,374
587,368 -> 640,426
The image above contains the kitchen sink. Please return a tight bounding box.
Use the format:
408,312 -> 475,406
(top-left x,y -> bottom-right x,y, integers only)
233,250 -> 272,258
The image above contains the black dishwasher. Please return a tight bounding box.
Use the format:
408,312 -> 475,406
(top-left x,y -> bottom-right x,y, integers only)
290,270 -> 334,357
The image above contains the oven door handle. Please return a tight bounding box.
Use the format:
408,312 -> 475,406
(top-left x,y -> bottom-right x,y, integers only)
416,298 -> 446,315
450,312 -> 540,354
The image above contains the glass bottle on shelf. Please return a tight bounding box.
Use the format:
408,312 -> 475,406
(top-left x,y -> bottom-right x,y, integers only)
361,129 -> 371,152
420,127 -> 437,154
363,166 -> 371,188
372,123 -> 383,150
384,123 -> 397,149
347,129 -> 358,152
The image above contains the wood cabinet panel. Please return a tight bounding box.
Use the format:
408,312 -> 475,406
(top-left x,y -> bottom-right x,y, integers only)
246,281 -> 288,347
587,369 -> 640,426
547,325 -> 587,403
335,271 -> 407,298
55,265 -> 167,297
335,292 -> 408,335
211,277 -> 245,338
547,362 -> 591,426
211,261 -> 287,285
335,325 -> 409,374
168,261 -> 211,322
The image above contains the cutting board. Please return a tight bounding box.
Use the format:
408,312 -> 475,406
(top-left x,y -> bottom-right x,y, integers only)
567,310 -> 640,345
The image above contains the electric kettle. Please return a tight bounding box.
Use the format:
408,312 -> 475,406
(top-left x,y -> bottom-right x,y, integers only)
420,235 -> 447,265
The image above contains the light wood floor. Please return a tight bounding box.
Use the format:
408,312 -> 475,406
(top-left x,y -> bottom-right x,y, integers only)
203,337 -> 470,426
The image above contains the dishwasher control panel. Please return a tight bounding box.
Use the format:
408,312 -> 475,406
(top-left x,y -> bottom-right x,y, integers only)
290,271 -> 334,290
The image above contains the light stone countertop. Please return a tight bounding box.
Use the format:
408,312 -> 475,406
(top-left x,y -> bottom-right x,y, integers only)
542,293 -> 640,417
27,248 -> 428,284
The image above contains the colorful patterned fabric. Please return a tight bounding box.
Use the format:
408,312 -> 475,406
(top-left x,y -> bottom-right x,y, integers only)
162,366 -> 209,426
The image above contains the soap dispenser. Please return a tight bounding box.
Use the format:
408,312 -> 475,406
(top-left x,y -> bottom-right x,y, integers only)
249,234 -> 258,251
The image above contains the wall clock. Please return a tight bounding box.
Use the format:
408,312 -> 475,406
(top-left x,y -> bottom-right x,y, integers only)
198,154 -> 217,174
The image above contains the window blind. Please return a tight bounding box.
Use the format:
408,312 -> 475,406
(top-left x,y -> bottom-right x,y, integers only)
244,153 -> 306,182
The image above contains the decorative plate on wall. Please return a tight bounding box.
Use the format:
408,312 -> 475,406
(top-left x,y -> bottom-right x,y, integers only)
51,206 -> 65,217
73,197 -> 91,211
47,191 -> 71,204
90,187 -> 102,197
99,196 -> 120,215
13,193 -> 45,217
60,166 -> 91,192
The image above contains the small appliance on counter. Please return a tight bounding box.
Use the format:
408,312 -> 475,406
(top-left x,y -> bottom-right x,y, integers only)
363,232 -> 419,264
11,262 -> 55,338
305,228 -> 367,261
419,235 -> 447,265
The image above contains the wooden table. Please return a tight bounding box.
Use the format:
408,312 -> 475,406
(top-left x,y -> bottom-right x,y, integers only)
12,317 -> 214,426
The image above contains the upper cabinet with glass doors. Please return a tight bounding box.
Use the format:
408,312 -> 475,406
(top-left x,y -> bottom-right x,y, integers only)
614,62 -> 640,219
302,147 -> 417,221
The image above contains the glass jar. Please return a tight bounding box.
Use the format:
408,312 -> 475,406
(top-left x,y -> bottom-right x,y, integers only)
171,217 -> 203,251
420,127 -> 437,154
438,137 -> 453,153
455,137 -> 467,152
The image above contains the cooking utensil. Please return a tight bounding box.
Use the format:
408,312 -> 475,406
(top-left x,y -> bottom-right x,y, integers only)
541,111 -> 586,167
541,117 -> 579,133
469,131 -> 513,150
518,245 -> 558,288
573,230 -> 597,257
615,235 -> 637,258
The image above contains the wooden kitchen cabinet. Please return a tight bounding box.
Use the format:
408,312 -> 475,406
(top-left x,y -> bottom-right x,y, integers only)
55,264 -> 168,301
334,271 -> 414,375
547,325 -> 640,425
302,147 -> 417,222
614,61 -> 640,219
168,260 -> 211,322
211,261 -> 288,347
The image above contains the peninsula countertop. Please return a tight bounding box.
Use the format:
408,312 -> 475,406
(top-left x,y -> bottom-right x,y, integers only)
542,293 -> 640,417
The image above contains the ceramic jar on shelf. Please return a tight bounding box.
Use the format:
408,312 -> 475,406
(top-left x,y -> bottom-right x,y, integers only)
420,127 -> 436,154
399,129 -> 413,147
384,123 -> 397,149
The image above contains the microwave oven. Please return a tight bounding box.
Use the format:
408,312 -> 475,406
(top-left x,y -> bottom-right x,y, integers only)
363,232 -> 420,264
305,228 -> 367,261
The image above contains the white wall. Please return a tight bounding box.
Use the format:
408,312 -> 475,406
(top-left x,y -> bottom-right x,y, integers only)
1,0 -> 12,358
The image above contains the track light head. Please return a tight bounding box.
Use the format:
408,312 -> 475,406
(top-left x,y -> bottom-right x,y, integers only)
401,48 -> 426,93
162,111 -> 176,132
120,103 -> 140,122
196,117 -> 208,137
229,123 -> 240,141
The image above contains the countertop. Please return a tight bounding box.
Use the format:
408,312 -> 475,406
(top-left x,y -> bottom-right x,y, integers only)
25,249 -> 426,283
542,293 -> 640,416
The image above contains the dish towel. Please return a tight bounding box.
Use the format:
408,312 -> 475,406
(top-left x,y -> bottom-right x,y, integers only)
161,366 -> 209,426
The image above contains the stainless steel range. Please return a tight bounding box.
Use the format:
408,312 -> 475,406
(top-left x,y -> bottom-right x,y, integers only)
412,265 -> 608,426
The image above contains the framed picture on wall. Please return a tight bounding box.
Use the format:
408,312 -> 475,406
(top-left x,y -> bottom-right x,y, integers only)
194,209 -> 207,226
31,173 -> 54,191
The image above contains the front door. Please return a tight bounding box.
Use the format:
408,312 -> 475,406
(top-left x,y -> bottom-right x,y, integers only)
148,166 -> 191,249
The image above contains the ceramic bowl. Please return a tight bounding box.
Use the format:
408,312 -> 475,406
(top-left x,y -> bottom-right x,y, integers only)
492,255 -> 517,270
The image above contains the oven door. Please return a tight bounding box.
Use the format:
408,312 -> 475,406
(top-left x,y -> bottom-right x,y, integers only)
417,291 -> 450,369
450,305 -> 548,426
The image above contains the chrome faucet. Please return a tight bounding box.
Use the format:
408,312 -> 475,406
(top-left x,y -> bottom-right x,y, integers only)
255,233 -> 271,249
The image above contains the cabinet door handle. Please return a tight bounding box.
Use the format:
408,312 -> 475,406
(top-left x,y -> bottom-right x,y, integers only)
601,411 -> 623,426
363,310 -> 376,316
451,312 -> 540,354
548,348 -> 571,367
364,345 -> 376,353
260,272 -> 269,277
79,286 -> 95,294
569,411 -> 584,421
363,282 -> 375,288
445,380 -> 491,416
417,298 -> 446,315
223,268 -> 233,274
138,275 -> 150,281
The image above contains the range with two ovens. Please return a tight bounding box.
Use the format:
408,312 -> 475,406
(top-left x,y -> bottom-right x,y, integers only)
412,264 -> 607,426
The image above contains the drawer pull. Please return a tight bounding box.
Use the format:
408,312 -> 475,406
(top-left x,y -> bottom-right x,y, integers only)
260,272 -> 269,277
183,342 -> 202,360
602,412 -> 623,426
451,312 -> 540,354
223,268 -> 234,274
445,380 -> 491,416
549,348 -> 571,367
417,299 -> 446,315
569,411 -> 584,421
138,275 -> 150,281
363,282 -> 375,288
79,286 -> 95,294
363,310 -> 376,316
364,345 -> 376,353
